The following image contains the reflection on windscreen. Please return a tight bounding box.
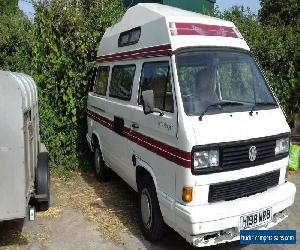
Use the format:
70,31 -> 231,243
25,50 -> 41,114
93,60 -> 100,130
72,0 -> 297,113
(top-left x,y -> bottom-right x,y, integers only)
176,50 -> 276,116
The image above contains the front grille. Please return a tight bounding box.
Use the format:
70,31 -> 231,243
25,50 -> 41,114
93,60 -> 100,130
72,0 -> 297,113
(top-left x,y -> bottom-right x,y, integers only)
208,170 -> 280,202
221,138 -> 276,169
192,133 -> 289,175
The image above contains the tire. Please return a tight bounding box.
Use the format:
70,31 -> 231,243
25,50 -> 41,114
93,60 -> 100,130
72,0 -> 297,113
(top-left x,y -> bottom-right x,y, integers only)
94,146 -> 109,182
36,152 -> 50,211
138,175 -> 165,241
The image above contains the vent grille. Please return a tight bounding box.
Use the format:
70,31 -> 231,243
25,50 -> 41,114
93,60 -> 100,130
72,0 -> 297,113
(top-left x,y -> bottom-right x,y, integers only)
221,139 -> 276,169
208,170 -> 280,202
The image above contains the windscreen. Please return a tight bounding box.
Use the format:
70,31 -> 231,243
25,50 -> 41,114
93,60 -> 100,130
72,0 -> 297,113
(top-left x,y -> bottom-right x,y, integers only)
176,50 -> 277,116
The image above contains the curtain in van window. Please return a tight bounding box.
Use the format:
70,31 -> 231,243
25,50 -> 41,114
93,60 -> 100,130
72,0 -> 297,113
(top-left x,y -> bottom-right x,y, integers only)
109,65 -> 136,101
94,66 -> 110,95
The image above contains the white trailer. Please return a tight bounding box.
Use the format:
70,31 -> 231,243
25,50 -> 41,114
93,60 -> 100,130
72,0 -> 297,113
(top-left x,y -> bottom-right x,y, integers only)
0,70 -> 50,221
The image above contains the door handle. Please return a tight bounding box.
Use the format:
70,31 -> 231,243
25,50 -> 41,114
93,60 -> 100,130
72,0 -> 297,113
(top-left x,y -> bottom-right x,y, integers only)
132,123 -> 139,129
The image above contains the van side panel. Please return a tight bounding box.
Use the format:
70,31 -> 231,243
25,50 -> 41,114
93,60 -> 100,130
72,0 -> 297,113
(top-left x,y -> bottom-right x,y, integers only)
88,62 -> 138,189
104,98 -> 135,186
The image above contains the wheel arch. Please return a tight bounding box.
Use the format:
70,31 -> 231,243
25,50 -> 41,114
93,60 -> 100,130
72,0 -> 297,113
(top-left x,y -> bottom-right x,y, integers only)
136,158 -> 158,192
91,131 -> 102,152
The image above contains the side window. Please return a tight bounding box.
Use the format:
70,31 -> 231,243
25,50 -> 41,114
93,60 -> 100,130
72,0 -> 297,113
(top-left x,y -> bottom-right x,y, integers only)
139,61 -> 174,113
94,66 -> 110,95
109,65 -> 136,101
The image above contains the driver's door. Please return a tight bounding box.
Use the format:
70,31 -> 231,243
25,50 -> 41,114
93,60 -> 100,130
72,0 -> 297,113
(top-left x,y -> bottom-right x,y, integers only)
129,58 -> 177,197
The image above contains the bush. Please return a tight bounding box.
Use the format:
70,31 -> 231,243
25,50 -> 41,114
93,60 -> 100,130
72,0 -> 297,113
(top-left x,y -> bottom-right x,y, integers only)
0,10 -> 32,72
31,0 -> 124,171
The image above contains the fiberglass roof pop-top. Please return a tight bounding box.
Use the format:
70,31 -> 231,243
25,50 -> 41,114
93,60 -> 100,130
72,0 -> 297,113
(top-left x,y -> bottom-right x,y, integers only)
97,3 -> 250,59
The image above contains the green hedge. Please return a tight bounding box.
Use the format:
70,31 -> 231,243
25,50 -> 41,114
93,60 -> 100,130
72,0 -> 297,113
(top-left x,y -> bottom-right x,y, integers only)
31,0 -> 124,172
0,10 -> 32,72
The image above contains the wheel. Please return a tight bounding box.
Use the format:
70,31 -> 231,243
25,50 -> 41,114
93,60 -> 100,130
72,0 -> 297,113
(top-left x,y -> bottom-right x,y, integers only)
138,176 -> 165,241
35,152 -> 50,211
94,146 -> 109,182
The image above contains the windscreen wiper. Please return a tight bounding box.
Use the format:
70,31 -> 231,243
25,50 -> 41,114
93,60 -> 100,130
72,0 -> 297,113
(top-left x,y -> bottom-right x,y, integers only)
249,102 -> 278,115
199,101 -> 244,121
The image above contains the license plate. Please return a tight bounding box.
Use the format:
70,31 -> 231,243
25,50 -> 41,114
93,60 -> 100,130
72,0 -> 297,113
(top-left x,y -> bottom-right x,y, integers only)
240,208 -> 272,230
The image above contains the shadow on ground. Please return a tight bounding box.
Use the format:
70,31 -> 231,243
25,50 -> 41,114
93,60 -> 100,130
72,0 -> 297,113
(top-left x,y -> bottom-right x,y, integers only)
80,170 -> 140,236
0,219 -> 28,248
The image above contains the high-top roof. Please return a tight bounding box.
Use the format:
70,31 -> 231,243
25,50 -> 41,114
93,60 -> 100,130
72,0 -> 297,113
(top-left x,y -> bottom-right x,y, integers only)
109,3 -> 224,35
97,3 -> 249,61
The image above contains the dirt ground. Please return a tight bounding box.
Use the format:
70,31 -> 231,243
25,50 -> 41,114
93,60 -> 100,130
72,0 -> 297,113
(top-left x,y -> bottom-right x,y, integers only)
0,169 -> 299,250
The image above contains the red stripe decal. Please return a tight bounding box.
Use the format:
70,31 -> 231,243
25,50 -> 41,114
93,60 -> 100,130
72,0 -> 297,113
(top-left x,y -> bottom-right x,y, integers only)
87,110 -> 191,168
96,44 -> 172,63
169,22 -> 238,38
87,111 -> 113,130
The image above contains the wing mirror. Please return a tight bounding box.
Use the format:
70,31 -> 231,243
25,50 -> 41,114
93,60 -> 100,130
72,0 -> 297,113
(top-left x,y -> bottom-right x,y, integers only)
141,90 -> 164,116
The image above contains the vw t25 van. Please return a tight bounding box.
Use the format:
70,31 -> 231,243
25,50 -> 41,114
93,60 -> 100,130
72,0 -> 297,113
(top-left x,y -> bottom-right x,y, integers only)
86,3 -> 296,247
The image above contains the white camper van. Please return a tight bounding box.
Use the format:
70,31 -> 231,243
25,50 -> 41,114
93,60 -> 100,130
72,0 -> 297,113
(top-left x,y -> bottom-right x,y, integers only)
0,71 -> 50,222
86,4 -> 296,247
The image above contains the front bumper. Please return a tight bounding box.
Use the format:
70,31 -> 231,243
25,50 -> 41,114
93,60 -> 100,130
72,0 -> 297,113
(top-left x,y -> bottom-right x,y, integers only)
174,181 -> 296,247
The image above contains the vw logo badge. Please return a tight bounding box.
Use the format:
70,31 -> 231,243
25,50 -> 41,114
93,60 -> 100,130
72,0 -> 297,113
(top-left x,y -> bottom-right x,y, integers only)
249,146 -> 257,161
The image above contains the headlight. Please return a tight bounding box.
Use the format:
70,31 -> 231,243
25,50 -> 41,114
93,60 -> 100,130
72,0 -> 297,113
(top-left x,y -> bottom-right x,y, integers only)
193,150 -> 219,170
275,138 -> 289,155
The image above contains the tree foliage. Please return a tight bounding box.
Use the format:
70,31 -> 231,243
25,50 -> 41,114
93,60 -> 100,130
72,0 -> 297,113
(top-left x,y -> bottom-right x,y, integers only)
259,0 -> 300,26
0,2 -> 32,72
0,0 -> 18,14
